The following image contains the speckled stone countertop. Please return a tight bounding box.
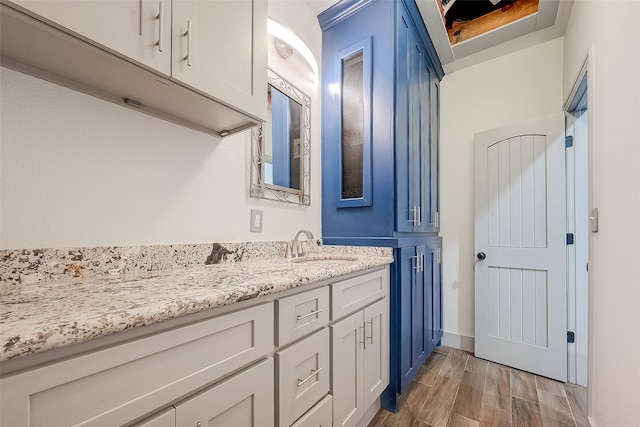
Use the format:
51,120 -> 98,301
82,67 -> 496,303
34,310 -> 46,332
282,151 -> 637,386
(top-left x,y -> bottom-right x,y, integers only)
0,242 -> 393,362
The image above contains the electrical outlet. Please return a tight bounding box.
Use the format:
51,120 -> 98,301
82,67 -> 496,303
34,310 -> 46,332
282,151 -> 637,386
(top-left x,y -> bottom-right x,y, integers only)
250,209 -> 263,233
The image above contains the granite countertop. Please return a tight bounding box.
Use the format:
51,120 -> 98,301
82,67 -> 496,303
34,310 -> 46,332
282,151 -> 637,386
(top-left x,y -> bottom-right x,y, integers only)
0,248 -> 393,363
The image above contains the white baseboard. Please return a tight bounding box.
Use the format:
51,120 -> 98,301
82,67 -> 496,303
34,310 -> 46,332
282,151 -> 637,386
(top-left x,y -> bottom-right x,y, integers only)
441,331 -> 475,353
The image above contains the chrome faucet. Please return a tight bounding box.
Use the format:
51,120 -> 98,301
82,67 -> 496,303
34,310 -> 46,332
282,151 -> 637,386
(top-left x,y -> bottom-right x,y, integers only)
285,229 -> 314,258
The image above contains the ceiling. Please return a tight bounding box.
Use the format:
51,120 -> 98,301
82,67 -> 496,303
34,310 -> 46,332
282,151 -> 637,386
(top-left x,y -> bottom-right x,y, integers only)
304,0 -> 573,73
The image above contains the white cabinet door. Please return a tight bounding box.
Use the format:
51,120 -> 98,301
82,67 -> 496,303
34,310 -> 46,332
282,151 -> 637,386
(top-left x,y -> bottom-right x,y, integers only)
6,0 -> 171,76
171,0 -> 267,122
175,358 -> 274,427
362,298 -> 389,409
330,311 -> 364,427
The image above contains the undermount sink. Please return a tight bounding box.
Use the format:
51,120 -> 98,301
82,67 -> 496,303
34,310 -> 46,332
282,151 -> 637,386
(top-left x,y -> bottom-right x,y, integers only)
289,255 -> 359,264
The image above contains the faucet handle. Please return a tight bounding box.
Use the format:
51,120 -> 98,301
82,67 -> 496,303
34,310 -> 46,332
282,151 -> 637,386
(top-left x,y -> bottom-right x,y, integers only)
284,242 -> 293,259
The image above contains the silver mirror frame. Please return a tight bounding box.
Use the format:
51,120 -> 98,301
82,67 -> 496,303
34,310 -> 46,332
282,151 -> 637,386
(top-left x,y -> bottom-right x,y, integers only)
251,69 -> 311,205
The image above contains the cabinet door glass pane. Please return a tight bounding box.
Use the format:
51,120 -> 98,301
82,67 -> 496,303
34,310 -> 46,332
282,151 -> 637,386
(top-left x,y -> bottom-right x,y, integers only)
341,51 -> 365,199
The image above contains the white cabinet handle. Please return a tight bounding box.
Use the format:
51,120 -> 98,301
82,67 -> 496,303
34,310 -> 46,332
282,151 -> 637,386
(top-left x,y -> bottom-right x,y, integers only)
412,252 -> 424,272
360,325 -> 366,349
297,367 -> 323,387
183,20 -> 192,66
296,309 -> 323,320
411,254 -> 420,271
155,2 -> 163,52
409,206 -> 418,225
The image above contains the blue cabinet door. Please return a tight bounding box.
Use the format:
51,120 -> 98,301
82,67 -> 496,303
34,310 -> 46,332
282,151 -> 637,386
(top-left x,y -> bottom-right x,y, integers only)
429,78 -> 441,233
320,0 -> 396,239
398,244 -> 430,392
395,2 -> 437,234
428,239 -> 443,349
395,8 -> 412,233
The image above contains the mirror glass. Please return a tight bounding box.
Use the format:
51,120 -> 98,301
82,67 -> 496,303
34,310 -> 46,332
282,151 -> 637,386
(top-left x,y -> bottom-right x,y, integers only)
251,69 -> 310,205
341,50 -> 365,199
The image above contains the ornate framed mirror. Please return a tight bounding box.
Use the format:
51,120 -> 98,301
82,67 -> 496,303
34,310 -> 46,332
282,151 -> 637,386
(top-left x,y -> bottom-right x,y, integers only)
251,69 -> 311,205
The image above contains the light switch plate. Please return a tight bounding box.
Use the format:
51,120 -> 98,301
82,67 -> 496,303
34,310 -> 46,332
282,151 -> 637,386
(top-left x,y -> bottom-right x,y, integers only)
250,209 -> 263,233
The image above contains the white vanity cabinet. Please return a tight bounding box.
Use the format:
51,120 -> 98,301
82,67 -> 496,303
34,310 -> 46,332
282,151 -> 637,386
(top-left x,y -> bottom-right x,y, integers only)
0,265 -> 390,427
276,268 -> 389,427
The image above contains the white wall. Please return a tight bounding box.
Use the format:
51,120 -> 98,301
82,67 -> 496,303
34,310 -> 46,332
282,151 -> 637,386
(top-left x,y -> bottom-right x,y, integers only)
439,38 -> 564,348
563,1 -> 640,425
0,2 -> 323,249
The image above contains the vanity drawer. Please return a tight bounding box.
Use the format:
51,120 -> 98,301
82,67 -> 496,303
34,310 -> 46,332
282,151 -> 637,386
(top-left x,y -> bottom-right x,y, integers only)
175,358 -> 274,427
290,395 -> 332,427
331,269 -> 386,320
276,328 -> 330,427
276,286 -> 330,347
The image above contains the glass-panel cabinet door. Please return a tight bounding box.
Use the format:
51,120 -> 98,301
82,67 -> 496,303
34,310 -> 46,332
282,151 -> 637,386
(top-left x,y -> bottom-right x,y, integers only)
336,38 -> 372,208
341,51 -> 364,199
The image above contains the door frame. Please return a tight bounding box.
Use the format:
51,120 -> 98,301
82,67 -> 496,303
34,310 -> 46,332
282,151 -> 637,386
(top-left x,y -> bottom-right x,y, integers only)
563,53 -> 591,387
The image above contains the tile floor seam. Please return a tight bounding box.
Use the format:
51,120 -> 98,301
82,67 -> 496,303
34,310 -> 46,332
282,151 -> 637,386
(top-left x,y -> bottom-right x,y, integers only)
561,388 -> 580,427
444,354 -> 468,425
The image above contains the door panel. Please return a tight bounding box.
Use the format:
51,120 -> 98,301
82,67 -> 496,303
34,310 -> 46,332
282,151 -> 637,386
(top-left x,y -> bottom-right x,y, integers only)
8,0 -> 171,76
398,248 -> 414,391
363,299 -> 388,409
475,114 -> 567,381
331,311 -> 364,427
171,0 -> 266,120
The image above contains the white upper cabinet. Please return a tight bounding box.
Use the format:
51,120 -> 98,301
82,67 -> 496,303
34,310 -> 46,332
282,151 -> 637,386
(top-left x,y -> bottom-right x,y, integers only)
172,0 -> 267,121
8,0 -> 172,76
1,0 -> 267,135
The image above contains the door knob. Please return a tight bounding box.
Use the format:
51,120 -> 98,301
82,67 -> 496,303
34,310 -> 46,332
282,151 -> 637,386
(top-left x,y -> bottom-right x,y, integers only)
477,252 -> 486,261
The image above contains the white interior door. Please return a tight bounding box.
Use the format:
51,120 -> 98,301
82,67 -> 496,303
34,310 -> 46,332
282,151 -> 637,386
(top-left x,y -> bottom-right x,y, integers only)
474,114 -> 567,381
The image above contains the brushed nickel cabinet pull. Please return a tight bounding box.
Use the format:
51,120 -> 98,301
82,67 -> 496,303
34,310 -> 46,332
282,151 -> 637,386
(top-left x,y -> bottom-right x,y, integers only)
297,367 -> 323,387
296,308 -> 323,320
184,20 -> 192,66
155,2 -> 163,52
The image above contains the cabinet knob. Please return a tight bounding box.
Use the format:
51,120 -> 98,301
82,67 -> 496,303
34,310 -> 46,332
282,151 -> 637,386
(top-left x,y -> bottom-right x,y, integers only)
196,422 -> 202,427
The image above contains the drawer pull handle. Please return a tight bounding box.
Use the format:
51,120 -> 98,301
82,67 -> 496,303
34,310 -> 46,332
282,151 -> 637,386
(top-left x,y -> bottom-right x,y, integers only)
296,309 -> 323,320
297,367 -> 323,387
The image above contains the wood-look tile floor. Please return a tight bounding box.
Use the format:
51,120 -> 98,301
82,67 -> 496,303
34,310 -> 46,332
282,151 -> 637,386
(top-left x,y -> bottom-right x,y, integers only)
369,346 -> 587,427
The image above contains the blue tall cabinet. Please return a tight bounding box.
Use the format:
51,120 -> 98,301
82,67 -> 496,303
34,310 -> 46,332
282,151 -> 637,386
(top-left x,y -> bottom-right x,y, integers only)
318,0 -> 444,411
